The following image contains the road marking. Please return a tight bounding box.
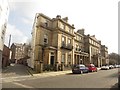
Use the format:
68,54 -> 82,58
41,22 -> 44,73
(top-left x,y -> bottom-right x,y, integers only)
13,82 -> 34,88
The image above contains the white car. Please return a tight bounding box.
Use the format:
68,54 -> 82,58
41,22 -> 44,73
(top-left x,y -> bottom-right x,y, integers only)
101,66 -> 109,70
114,65 -> 120,68
109,65 -> 114,69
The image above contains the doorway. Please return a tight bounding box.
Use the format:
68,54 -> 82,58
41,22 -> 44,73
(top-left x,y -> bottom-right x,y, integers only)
50,56 -> 54,66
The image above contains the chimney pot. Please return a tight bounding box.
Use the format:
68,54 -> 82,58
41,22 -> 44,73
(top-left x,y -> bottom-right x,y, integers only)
56,15 -> 61,18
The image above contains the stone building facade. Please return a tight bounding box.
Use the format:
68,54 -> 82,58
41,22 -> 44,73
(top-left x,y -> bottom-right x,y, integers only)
101,45 -> 109,65
31,13 -> 75,72
84,35 -> 102,67
74,29 -> 89,65
31,13 -> 109,72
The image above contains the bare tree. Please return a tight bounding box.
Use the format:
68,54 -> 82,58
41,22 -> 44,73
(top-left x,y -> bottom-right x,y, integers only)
109,53 -> 120,64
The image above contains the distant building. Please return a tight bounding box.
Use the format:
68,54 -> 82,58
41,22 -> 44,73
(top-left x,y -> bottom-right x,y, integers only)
84,35 -> 101,67
10,43 -> 30,64
0,0 -> 9,66
101,45 -> 109,65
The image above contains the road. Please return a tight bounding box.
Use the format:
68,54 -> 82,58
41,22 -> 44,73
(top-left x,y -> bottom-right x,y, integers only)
2,68 -> 118,88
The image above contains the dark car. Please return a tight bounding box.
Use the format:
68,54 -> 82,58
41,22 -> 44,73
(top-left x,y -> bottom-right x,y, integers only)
72,64 -> 89,74
86,64 -> 97,72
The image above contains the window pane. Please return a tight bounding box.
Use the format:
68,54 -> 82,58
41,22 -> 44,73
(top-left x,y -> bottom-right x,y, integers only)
62,37 -> 64,41
68,39 -> 71,44
44,34 -> 48,44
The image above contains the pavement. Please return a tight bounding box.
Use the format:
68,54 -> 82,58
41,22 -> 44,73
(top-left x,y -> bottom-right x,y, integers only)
27,66 -> 101,77
2,68 -> 118,88
2,63 -> 101,79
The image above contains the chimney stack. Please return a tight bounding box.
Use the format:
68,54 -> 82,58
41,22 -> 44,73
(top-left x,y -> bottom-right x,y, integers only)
98,40 -> 101,44
62,17 -> 68,22
92,35 -> 95,37
77,28 -> 85,35
72,24 -> 74,27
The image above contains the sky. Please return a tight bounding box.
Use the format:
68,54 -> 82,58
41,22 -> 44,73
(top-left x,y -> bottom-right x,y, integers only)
5,0 -> 118,54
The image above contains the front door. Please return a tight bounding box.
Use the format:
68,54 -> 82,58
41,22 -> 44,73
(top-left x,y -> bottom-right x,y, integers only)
50,56 -> 54,66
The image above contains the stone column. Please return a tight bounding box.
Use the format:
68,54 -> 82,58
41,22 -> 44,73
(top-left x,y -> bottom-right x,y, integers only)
35,60 -> 40,73
77,55 -> 78,64
100,58 -> 102,67
55,61 -> 59,71
78,55 -> 80,64
97,57 -> 100,68
61,62 -> 64,71
39,61 -> 43,73
72,38 -> 74,66
80,55 -> 82,64
75,54 -> 76,64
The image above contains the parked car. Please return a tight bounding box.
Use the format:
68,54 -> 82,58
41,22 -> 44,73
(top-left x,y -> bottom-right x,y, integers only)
101,65 -> 109,70
72,64 -> 89,74
86,64 -> 97,72
118,65 -> 120,68
109,65 -> 114,69
114,64 -> 120,68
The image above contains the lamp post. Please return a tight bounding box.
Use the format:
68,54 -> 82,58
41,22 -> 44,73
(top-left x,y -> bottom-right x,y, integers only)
61,62 -> 64,71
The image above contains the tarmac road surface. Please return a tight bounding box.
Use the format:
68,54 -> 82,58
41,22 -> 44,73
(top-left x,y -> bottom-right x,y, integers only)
2,66 -> 118,88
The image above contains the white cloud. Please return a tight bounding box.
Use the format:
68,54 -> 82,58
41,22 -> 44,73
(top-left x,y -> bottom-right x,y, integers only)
7,0 -> 119,53
22,17 -> 33,25
5,23 -> 28,46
